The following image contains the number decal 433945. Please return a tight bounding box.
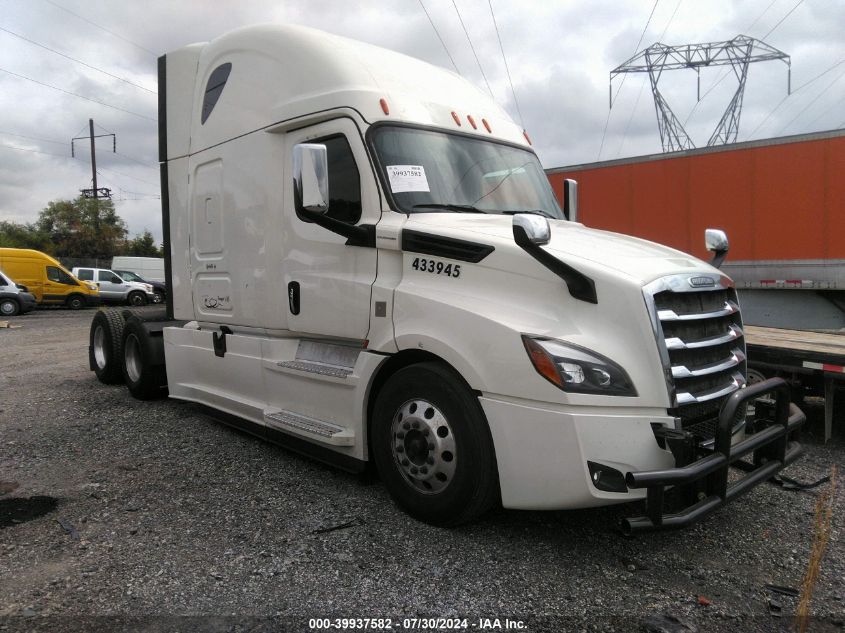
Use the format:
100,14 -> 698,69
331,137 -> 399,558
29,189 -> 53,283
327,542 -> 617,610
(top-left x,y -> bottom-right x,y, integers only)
411,257 -> 461,278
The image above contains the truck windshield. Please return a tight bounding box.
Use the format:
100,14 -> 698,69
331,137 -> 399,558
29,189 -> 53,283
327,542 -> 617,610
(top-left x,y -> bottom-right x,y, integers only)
371,126 -> 564,219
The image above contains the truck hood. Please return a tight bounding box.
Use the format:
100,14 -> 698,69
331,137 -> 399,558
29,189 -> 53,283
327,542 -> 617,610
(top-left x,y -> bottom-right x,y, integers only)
406,213 -> 717,284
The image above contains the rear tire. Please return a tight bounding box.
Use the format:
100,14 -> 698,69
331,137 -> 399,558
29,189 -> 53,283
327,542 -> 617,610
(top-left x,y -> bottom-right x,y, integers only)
127,291 -> 147,306
89,309 -> 125,384
122,318 -> 167,400
0,298 -> 20,317
67,294 -> 85,310
371,362 -> 499,526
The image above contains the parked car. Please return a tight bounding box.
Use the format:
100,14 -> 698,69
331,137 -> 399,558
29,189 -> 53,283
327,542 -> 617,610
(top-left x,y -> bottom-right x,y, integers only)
0,248 -> 100,310
0,268 -> 37,316
71,267 -> 155,306
112,269 -> 167,304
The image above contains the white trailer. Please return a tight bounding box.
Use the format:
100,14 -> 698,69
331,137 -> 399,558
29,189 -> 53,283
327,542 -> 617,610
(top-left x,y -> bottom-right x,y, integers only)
88,24 -> 804,532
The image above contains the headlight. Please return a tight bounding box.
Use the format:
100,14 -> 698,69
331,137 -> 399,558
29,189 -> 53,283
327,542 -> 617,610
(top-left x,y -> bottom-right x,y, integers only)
522,336 -> 637,396
144,284 -> 153,292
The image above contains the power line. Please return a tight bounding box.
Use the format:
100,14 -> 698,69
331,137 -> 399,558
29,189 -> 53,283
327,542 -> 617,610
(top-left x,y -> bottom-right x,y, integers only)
95,166 -> 159,187
0,67 -> 157,122
41,0 -> 158,58
418,0 -> 460,74
488,0 -> 523,128
746,57 -> 845,139
451,0 -> 493,97
598,0 -> 659,160
0,143 -> 67,158
775,65 -> 845,135
0,129 -> 66,146
762,0 -> 805,39
0,26 -> 156,94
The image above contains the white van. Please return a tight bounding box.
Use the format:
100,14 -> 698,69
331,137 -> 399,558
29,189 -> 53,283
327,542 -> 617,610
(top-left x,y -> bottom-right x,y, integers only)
111,257 -> 165,283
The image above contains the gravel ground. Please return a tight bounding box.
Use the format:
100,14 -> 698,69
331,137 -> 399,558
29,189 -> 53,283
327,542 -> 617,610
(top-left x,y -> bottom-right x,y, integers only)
0,309 -> 843,632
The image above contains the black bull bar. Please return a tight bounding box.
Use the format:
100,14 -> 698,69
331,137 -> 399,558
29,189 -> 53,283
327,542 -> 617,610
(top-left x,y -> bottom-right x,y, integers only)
621,378 -> 805,534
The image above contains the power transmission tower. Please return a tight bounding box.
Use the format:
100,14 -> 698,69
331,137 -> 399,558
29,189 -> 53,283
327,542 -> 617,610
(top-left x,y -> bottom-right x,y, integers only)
610,35 -> 790,152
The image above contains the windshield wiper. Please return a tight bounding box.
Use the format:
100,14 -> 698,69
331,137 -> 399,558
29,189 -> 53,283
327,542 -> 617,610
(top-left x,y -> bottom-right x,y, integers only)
412,203 -> 487,214
500,209 -> 556,219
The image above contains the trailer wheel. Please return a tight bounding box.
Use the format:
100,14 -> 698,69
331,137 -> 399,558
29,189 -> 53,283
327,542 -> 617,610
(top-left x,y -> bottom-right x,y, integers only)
122,318 -> 167,400
89,309 -> 126,384
371,362 -> 499,526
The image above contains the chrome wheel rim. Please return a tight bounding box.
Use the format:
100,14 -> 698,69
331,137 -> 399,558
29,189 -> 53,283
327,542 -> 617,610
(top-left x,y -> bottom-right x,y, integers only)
93,325 -> 107,369
124,333 -> 142,383
390,398 -> 456,495
129,293 -> 143,306
0,301 -> 14,316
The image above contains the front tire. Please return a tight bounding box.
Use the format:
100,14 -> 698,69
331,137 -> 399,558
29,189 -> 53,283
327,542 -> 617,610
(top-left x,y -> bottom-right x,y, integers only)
89,309 -> 126,384
66,294 -> 85,310
0,298 -> 20,317
122,318 -> 167,400
127,291 -> 147,306
151,290 -> 165,304
371,362 -> 499,526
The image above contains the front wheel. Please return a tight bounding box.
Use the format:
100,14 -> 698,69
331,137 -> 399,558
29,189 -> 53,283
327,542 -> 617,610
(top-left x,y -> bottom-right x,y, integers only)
127,291 -> 147,306
151,290 -> 165,304
371,362 -> 499,526
66,294 -> 85,310
0,298 -> 20,317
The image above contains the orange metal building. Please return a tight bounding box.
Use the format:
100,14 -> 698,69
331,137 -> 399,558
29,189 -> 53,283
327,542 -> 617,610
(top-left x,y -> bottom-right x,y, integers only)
546,129 -> 845,264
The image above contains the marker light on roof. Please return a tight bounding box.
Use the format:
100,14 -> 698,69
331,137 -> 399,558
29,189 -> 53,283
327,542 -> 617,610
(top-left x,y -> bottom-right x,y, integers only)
380,98 -> 390,115
467,115 -> 477,129
451,111 -> 462,126
482,118 -> 491,133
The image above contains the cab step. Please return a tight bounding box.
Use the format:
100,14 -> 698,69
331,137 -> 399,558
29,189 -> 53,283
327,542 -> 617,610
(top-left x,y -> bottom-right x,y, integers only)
264,409 -> 354,446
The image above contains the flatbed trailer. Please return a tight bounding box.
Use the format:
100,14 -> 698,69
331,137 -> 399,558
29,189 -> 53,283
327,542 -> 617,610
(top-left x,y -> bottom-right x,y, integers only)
744,326 -> 845,441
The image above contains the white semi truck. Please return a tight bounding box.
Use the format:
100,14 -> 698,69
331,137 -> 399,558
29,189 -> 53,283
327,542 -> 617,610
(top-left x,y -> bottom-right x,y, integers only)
88,24 -> 804,533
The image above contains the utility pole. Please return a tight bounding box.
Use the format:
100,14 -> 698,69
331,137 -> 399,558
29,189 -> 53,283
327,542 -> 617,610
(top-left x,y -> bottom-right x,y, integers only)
72,119 -> 116,236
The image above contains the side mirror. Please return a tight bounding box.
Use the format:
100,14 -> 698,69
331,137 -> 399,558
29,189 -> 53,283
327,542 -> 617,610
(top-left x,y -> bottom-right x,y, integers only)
512,213 -> 551,247
563,179 -> 578,222
705,228 -> 729,269
293,143 -> 329,216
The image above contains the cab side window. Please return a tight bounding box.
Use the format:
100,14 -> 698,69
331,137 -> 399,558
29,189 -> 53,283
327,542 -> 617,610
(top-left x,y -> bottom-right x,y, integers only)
47,266 -> 76,285
321,135 -> 362,224
76,269 -> 94,281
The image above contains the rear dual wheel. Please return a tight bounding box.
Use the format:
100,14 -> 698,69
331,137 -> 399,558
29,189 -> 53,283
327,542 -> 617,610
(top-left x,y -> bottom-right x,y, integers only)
122,318 -> 167,400
372,362 -> 499,526
90,309 -> 125,384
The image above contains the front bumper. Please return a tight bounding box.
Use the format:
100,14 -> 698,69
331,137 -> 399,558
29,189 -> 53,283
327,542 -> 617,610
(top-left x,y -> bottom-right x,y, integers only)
621,377 -> 804,534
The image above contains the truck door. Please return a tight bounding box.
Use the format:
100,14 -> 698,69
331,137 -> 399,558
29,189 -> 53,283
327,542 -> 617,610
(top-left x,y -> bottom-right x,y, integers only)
283,119 -> 380,342
95,270 -> 126,301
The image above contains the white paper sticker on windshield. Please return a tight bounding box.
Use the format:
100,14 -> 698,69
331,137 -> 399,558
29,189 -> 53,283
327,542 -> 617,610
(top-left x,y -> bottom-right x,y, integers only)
386,165 -> 430,193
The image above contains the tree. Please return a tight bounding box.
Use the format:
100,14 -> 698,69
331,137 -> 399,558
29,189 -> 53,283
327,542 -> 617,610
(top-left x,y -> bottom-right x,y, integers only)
0,221 -> 50,250
125,230 -> 162,257
35,196 -> 127,259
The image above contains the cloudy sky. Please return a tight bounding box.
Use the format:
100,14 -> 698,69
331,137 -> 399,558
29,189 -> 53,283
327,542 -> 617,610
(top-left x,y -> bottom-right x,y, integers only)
1,0 -> 843,243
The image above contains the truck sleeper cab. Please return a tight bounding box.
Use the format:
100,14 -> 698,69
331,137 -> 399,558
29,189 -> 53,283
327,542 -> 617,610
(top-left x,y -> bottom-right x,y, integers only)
89,24 -> 803,532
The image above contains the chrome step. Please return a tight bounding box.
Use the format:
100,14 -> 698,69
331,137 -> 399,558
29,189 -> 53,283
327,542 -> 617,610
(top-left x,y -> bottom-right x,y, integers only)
275,360 -> 352,378
265,409 -> 354,446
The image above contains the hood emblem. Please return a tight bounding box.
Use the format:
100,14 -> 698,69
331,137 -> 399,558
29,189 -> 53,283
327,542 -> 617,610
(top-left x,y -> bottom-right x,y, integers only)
689,276 -> 716,288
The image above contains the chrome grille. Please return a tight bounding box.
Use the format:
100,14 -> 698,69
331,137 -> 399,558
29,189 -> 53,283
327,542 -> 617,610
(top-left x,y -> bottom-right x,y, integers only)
644,276 -> 747,440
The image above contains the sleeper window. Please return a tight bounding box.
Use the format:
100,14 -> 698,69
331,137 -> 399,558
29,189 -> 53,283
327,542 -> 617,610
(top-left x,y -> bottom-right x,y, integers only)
201,63 -> 232,124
